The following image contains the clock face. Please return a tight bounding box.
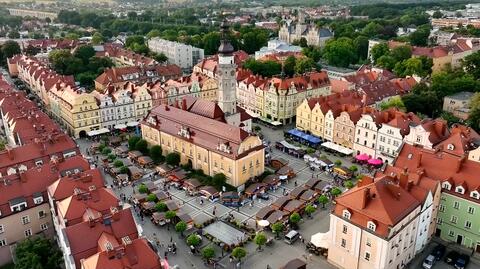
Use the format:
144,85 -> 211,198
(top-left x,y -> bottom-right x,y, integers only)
230,70 -> 235,76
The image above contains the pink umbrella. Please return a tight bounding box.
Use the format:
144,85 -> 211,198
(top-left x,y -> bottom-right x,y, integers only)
368,158 -> 383,166
355,154 -> 370,161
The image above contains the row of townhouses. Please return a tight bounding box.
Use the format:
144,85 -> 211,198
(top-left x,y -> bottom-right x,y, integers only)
0,75 -> 162,268
329,124 -> 480,269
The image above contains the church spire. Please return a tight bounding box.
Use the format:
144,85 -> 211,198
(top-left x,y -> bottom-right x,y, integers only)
218,19 -> 234,56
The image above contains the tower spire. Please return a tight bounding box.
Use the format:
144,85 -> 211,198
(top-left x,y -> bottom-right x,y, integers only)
218,19 -> 234,56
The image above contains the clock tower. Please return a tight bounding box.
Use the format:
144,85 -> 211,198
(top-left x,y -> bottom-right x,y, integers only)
217,19 -> 237,115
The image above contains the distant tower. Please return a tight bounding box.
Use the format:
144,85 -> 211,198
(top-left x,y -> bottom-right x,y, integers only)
217,19 -> 237,115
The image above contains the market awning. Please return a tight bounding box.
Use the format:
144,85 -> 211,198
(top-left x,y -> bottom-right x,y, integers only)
271,121 -> 282,126
287,129 -> 321,144
246,110 -> 259,118
127,121 -> 139,127
114,124 -> 127,130
87,128 -> 110,137
321,141 -> 354,155
310,231 -> 330,249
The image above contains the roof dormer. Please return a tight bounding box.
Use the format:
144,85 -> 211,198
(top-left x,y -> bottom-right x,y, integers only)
455,185 -> 465,194
367,221 -> 376,232
342,209 -> 351,220
470,190 -> 479,199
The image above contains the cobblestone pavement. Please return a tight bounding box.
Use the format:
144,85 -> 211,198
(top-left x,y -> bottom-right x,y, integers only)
76,133 -> 338,269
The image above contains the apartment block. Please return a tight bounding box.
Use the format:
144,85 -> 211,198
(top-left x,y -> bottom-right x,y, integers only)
148,38 -> 204,70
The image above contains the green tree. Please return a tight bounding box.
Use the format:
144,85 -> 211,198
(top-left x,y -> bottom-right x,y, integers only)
149,145 -> 163,163
390,45 -> 412,63
409,25 -> 430,46
165,152 -> 181,167
440,111 -> 462,126
231,247 -> 247,261
362,22 -> 384,38
146,193 -> 157,202
334,160 -> 342,166
186,233 -> 201,247
212,173 -> 227,189
14,237 -> 63,269
294,57 -> 317,74
65,33 -> 80,40
344,180 -> 354,189
101,147 -> 112,155
8,31 -> 20,39
271,222 -> 284,239
119,166 -> 129,174
349,165 -> 358,173
323,37 -> 357,67
394,58 -> 423,77
202,246 -> 215,262
128,136 -> 141,151
302,46 -> 322,62
76,71 -> 97,87
107,153 -> 116,161
289,212 -> 301,227
242,30 -> 268,54
376,55 -> 396,70
2,40 -> 21,59
331,187 -> 342,197
202,32 -> 221,55
462,51 -> 480,79
114,160 -> 124,167
91,32 -> 104,45
304,204 -> 316,218
254,232 -> 267,250
380,96 -> 406,112
175,221 -> 187,236
135,139 -> 148,155
138,184 -> 148,194
165,210 -> 176,223
146,29 -> 161,39
370,42 -> 389,63
155,202 -> 167,212
318,194 -> 329,208
283,55 -> 296,77
125,35 -> 145,48
152,52 -> 168,63
468,92 -> 480,131
432,11 -> 443,19
354,35 -> 369,61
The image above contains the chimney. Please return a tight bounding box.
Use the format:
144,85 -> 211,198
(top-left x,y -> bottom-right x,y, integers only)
110,207 -> 120,221
182,98 -> 187,110
416,152 -> 423,168
19,172 -> 27,183
455,156 -> 465,173
398,168 -> 409,189
361,188 -> 370,209
6,147 -> 13,160
357,175 -> 374,187
406,180 -> 414,192
88,215 -> 96,227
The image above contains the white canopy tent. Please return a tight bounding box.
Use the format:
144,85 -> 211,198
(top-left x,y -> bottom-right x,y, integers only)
114,124 -> 127,130
310,231 -> 331,249
126,121 -> 139,127
321,142 -> 354,155
87,128 -> 110,137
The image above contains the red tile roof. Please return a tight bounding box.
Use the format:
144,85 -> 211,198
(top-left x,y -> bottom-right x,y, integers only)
0,156 -> 90,218
333,175 -> 421,237
95,65 -> 181,86
143,104 -> 261,159
47,168 -> 105,203
57,187 -> 120,227
195,50 -> 249,75
64,207 -> 139,268
435,124 -> 480,156
80,238 -> 161,269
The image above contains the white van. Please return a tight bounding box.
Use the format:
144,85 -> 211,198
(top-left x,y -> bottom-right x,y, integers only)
284,230 -> 300,245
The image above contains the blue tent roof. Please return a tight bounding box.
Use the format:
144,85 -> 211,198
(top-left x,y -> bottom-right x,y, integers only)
287,129 -> 321,144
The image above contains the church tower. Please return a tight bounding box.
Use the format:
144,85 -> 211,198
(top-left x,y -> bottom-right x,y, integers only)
217,19 -> 237,116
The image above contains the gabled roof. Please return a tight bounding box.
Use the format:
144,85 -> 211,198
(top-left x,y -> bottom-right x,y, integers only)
48,168 -> 105,202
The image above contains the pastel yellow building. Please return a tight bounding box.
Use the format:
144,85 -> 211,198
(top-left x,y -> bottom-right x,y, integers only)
48,85 -> 101,138
141,104 -> 265,187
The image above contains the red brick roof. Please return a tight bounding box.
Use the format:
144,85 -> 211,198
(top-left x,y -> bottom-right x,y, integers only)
47,168 -> 105,203
435,124 -> 480,156
195,50 -> 249,75
95,65 -> 181,86
80,238 -> 161,269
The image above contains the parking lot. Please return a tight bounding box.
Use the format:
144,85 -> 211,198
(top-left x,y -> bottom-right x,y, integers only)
408,240 -> 479,269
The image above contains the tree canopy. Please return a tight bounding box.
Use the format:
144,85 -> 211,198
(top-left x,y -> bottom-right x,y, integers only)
14,237 -> 63,269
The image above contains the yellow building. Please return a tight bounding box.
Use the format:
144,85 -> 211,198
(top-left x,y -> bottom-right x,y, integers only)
130,83 -> 153,121
48,85 -> 101,138
199,77 -> 218,102
141,104 -> 265,187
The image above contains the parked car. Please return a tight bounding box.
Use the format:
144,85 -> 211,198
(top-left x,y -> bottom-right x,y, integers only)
454,254 -> 470,269
422,254 -> 436,269
445,251 -> 460,265
432,244 -> 446,260
284,230 -> 300,245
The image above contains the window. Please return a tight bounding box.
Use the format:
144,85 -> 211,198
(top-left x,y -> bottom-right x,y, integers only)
343,210 -> 351,219
38,210 -> 46,219
40,223 -> 48,231
0,225 -> 3,234
465,221 -> 472,229
33,196 -> 43,205
343,225 -> 348,234
21,215 -> 30,225
468,207 -> 475,214
367,221 -> 376,232
453,201 -> 460,209
365,252 -> 371,261
24,229 -> 32,237
451,215 -> 458,224
0,239 -> 6,247
448,230 -> 455,237
341,239 -> 346,248
366,238 -> 371,247
437,218 -> 443,225
439,204 -> 445,212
